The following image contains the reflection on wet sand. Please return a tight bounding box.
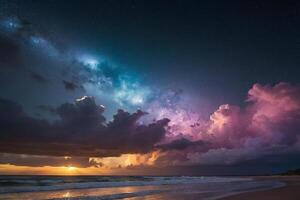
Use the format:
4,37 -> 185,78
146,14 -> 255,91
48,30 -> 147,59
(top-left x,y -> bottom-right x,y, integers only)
0,185 -> 167,200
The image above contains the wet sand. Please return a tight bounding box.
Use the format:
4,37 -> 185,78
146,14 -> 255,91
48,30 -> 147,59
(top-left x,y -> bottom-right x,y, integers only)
221,176 -> 300,200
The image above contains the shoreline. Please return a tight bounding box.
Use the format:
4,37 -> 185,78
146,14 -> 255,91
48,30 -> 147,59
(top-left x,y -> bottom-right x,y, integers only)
220,176 -> 300,200
0,175 -> 299,200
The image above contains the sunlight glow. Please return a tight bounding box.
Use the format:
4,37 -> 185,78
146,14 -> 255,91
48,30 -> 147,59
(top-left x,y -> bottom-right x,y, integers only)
62,192 -> 71,198
66,166 -> 76,171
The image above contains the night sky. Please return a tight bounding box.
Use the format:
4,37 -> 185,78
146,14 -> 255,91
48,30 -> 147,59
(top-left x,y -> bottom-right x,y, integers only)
0,0 -> 300,175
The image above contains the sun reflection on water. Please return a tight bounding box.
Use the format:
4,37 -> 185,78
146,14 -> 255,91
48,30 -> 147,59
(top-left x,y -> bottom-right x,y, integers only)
62,191 -> 71,198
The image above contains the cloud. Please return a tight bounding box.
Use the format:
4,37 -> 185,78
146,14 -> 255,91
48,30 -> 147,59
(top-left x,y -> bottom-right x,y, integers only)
0,82 -> 299,169
37,105 -> 56,115
0,96 -> 170,157
1,16 -> 299,170
153,83 -> 300,166
157,138 -> 206,151
0,153 -> 92,168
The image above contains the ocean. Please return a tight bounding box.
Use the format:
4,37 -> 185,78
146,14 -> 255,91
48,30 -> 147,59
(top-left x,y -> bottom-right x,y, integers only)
0,176 -> 284,200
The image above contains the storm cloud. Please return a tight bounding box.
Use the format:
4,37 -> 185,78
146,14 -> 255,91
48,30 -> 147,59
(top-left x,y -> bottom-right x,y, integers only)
0,153 -> 92,168
155,83 -> 300,166
0,96 -> 170,157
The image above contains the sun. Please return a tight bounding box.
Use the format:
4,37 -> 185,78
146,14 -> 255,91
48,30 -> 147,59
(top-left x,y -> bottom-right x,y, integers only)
66,166 -> 76,171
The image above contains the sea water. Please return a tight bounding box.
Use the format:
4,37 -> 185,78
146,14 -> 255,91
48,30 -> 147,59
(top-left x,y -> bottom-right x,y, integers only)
0,176 -> 285,200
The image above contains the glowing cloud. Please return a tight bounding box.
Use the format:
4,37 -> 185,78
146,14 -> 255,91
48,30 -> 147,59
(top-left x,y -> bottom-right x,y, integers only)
152,83 -> 300,166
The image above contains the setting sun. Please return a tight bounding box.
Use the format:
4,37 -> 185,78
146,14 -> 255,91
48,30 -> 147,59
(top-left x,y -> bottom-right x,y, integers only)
66,166 -> 76,171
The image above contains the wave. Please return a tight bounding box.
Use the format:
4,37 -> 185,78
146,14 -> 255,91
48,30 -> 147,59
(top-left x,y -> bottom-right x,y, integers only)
0,176 -> 251,194
48,180 -> 285,200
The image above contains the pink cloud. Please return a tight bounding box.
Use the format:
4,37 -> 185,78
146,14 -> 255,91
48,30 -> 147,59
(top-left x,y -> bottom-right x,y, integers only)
156,82 -> 300,166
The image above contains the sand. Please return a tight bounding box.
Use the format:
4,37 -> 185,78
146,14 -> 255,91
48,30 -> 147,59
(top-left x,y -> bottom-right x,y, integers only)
221,176 -> 300,200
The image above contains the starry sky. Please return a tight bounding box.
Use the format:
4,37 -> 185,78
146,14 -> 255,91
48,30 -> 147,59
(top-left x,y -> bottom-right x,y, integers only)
0,0 -> 300,175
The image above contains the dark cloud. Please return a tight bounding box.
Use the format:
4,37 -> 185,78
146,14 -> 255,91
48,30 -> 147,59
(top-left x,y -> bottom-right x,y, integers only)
37,105 -> 56,115
0,97 -> 169,157
0,153 -> 92,168
106,109 -> 170,153
157,138 -> 206,151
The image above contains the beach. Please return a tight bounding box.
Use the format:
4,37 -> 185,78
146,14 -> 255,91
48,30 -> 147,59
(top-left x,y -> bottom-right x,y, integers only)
0,175 -> 290,200
221,176 -> 300,200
